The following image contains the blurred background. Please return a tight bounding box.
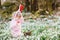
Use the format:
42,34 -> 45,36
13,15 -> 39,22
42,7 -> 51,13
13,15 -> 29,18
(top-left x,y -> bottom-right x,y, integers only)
0,0 -> 60,21
0,0 -> 60,40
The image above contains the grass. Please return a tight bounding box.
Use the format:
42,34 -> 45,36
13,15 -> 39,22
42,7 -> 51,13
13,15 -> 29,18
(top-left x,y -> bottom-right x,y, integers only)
0,17 -> 59,40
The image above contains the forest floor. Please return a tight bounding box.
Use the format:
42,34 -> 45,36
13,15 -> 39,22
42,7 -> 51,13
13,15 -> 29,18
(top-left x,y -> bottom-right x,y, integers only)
0,11 -> 60,40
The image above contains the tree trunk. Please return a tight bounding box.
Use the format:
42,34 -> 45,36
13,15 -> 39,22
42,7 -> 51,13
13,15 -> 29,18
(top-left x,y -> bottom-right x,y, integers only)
25,0 -> 30,12
31,0 -> 38,12
0,0 -> 1,6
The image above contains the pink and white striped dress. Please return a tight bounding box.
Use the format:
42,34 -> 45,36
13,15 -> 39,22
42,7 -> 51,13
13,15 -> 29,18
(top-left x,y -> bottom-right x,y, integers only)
10,10 -> 24,37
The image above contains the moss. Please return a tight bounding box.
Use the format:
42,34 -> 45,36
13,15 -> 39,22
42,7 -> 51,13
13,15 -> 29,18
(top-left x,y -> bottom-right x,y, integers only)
2,2 -> 15,7
0,1 -> 19,20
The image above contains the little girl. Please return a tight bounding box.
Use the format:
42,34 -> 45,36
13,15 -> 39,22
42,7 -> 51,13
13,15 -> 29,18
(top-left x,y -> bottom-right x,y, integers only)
10,4 -> 24,37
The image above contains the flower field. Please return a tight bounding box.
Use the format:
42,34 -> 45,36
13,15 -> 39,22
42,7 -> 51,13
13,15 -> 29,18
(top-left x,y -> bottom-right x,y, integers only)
0,16 -> 59,40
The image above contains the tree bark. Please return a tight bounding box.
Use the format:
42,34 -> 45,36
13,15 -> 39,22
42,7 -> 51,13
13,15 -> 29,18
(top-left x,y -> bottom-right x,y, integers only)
0,0 -> 1,6
25,0 -> 30,12
31,0 -> 38,12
